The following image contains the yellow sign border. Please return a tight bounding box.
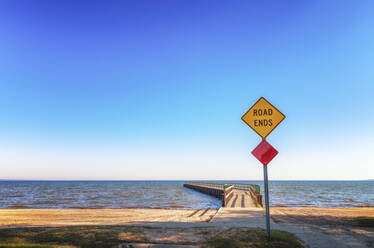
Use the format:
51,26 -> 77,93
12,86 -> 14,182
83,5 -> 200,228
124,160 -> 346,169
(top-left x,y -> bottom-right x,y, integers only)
241,97 -> 285,139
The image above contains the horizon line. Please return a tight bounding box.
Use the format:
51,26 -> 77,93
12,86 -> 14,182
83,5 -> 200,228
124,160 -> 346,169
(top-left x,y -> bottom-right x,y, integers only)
0,179 -> 372,181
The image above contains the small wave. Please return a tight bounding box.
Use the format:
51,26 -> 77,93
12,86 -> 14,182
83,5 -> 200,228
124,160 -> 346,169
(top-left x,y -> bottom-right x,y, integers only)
9,204 -> 30,209
68,206 -> 104,209
6,195 -> 24,198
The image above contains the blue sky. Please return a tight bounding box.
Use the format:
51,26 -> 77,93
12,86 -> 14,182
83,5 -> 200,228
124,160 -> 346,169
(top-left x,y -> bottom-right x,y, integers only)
0,0 -> 373,180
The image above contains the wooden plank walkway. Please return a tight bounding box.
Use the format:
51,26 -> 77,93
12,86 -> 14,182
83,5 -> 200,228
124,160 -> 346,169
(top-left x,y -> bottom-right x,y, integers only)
210,207 -> 267,225
183,182 -> 262,208
224,189 -> 256,208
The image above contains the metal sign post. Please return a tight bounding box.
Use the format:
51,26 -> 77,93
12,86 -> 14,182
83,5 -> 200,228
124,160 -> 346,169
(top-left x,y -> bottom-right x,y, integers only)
252,139 -> 278,239
263,165 -> 271,238
241,97 -> 285,240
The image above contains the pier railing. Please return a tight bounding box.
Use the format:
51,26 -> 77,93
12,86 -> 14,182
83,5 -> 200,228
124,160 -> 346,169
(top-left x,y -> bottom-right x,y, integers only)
183,182 -> 263,207
223,185 -> 234,207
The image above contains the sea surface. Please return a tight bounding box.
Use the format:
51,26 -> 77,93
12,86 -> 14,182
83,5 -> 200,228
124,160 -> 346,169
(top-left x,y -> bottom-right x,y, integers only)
1,180 -> 373,209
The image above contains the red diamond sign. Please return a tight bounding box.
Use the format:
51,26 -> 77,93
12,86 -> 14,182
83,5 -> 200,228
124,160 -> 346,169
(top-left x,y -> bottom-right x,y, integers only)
251,140 -> 278,166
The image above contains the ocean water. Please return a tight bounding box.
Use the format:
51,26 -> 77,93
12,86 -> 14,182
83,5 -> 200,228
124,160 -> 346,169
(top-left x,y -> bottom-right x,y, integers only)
1,180 -> 373,209
267,180 -> 374,207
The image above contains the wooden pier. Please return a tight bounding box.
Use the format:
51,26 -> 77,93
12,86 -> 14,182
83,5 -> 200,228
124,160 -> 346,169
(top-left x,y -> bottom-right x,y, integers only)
183,182 -> 263,208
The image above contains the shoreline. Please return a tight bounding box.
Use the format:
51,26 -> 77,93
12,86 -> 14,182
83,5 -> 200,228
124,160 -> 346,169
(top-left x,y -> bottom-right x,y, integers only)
3,205 -> 374,210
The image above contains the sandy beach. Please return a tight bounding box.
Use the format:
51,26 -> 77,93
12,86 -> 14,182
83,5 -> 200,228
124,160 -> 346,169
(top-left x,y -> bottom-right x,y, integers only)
271,207 -> 374,248
271,207 -> 374,225
0,207 -> 372,247
0,208 -> 217,227
0,207 -> 372,227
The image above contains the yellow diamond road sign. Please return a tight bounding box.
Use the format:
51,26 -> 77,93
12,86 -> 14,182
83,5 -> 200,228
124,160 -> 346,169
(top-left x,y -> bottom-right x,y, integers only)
241,97 -> 285,139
